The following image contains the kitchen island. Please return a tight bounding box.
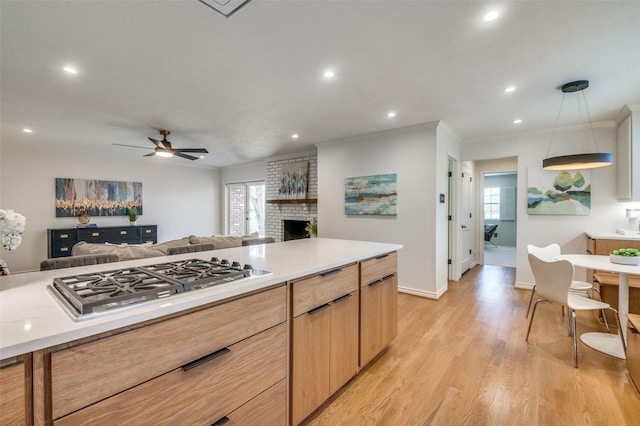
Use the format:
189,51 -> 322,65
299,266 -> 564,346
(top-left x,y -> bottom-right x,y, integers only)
0,238 -> 401,425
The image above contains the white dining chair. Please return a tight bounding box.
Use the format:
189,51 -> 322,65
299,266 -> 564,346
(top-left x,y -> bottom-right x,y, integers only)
525,244 -> 605,329
525,253 -> 625,368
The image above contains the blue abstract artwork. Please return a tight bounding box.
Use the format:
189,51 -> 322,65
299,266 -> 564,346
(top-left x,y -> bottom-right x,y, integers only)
55,178 -> 143,217
345,173 -> 397,215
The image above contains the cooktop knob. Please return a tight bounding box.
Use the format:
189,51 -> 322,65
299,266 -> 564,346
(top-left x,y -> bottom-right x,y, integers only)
243,264 -> 253,270
231,261 -> 242,269
220,259 -> 230,266
211,257 -> 220,263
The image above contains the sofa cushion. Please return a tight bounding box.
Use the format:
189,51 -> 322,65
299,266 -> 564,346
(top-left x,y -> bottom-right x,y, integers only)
188,233 -> 259,249
71,241 -> 165,261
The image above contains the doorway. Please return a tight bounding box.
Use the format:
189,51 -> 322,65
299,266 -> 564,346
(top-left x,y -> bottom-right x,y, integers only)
226,181 -> 265,236
482,172 -> 517,268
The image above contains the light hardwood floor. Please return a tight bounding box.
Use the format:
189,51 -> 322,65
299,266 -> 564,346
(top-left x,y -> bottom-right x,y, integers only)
304,265 -> 640,426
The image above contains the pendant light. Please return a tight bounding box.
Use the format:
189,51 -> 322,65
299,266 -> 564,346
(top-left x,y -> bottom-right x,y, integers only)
542,80 -> 613,170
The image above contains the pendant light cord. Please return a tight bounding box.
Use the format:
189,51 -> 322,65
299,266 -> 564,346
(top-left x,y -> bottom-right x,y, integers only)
545,93 -> 566,158
581,89 -> 601,151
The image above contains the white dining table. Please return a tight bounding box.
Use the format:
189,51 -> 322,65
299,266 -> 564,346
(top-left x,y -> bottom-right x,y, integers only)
557,254 -> 640,360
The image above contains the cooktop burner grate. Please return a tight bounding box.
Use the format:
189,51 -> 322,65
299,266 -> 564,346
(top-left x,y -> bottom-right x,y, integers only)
49,258 -> 268,319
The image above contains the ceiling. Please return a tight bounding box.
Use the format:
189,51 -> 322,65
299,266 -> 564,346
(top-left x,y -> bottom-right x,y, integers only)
2,1 -> 640,168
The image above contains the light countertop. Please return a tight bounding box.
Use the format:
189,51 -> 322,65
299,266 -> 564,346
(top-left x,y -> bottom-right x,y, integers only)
0,238 -> 401,359
586,231 -> 640,240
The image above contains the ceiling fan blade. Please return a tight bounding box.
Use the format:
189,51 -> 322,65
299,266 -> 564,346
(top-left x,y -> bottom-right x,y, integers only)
174,148 -> 209,154
143,152 -> 156,157
174,152 -> 199,161
113,143 -> 152,150
148,137 -> 167,149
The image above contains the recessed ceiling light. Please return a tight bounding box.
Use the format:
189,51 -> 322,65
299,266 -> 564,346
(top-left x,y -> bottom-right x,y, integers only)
23,128 -> 33,133
513,119 -> 522,124
323,69 -> 335,79
484,11 -> 499,21
504,87 -> 516,93
292,133 -> 299,139
63,66 -> 78,74
387,112 -> 396,118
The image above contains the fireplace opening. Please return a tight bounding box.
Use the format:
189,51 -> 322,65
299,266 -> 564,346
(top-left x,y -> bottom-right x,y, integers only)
283,220 -> 310,241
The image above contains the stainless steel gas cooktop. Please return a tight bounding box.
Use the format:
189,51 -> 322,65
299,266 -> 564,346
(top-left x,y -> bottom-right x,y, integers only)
47,258 -> 271,321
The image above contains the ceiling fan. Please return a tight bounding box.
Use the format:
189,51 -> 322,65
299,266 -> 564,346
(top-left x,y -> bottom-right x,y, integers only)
114,130 -> 209,160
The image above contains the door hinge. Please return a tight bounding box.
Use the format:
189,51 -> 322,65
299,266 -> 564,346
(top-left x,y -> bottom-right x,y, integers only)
448,259 -> 452,265
448,215 -> 452,221
469,213 -> 472,218
448,171 -> 452,177
470,177 -> 473,182
469,249 -> 472,255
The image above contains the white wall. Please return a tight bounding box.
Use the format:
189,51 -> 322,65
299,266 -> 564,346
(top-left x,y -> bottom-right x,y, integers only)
317,121 -> 459,298
1,141 -> 221,273
462,124 -> 631,288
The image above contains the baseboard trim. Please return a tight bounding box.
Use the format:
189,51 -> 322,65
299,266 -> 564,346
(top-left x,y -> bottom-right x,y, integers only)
515,281 -> 534,290
398,286 -> 447,300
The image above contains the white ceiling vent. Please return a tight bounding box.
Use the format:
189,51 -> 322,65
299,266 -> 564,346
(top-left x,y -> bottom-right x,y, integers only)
198,0 -> 252,17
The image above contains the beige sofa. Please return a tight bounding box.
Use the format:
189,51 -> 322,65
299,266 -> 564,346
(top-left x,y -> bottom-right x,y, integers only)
68,234 -> 274,263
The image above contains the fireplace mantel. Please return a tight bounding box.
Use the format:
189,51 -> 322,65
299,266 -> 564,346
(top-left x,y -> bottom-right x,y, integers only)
267,199 -> 317,204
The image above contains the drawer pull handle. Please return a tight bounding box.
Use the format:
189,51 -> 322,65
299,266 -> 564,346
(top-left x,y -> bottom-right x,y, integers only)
631,326 -> 639,335
369,279 -> 383,287
320,269 -> 342,277
382,274 -> 396,281
375,254 -> 390,260
61,247 -> 69,252
92,232 -> 99,237
145,229 -> 152,233
60,234 -> 68,239
309,303 -> 331,315
182,347 -> 230,372
210,416 -> 230,426
120,231 -> 127,235
333,293 -> 352,304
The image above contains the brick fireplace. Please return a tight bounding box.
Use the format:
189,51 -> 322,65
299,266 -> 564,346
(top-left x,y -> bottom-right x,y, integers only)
265,151 -> 318,242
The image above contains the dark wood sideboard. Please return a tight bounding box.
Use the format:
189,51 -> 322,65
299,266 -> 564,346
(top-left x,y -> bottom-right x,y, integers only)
47,225 -> 157,258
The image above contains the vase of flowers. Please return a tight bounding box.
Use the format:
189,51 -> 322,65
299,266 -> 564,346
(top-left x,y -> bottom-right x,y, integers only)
305,217 -> 318,238
0,209 -> 27,275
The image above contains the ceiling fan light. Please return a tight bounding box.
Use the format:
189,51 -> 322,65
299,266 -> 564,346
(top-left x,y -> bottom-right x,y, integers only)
155,149 -> 173,158
542,152 -> 613,170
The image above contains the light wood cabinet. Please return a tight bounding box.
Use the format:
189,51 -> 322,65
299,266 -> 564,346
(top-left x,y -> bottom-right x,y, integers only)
37,285 -> 287,425
586,236 -> 640,324
627,314 -> 640,393
617,106 -> 640,201
290,264 -> 359,425
0,355 -> 30,425
360,253 -> 398,367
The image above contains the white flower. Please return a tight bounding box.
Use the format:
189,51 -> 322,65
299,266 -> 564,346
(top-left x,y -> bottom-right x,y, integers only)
0,209 -> 27,251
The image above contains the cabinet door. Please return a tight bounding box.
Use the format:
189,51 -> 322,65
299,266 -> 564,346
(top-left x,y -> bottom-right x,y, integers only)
291,305 -> 331,425
381,274 -> 398,347
0,359 -> 26,425
360,280 -> 383,367
330,291 -> 358,394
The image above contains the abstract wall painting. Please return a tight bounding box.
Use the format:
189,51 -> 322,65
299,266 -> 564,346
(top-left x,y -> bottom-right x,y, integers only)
55,178 -> 143,217
278,161 -> 308,199
527,167 -> 590,215
345,173 -> 397,215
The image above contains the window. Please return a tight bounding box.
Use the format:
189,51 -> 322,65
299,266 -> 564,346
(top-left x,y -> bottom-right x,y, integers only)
226,181 -> 265,236
484,187 -> 500,219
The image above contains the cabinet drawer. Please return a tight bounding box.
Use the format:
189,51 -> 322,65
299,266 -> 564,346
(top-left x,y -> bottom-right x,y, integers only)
51,285 -> 286,419
224,379 -> 286,425
77,227 -> 138,243
0,358 -> 26,425
138,225 -> 157,238
55,323 -> 287,425
50,229 -> 76,244
52,244 -> 74,257
361,251 -> 397,286
292,264 -> 358,317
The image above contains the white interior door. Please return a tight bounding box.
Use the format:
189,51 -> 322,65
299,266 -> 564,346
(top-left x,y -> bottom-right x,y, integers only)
460,165 -> 475,273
